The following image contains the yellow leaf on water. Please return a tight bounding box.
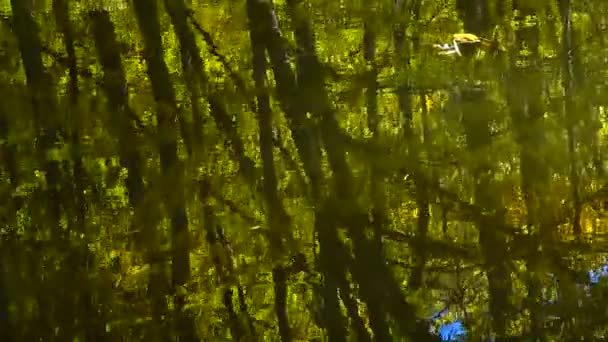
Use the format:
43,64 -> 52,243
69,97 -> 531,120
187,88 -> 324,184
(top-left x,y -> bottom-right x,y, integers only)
425,94 -> 434,112
453,33 -> 482,43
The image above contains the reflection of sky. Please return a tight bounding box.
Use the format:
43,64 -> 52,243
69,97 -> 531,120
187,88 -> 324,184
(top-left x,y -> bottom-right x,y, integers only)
589,264 -> 608,284
431,263 -> 608,341
438,320 -> 466,341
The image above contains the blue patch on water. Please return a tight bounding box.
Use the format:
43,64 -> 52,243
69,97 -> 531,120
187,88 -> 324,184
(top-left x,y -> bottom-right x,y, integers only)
438,320 -> 466,341
589,264 -> 608,284
427,262 -> 608,341
428,309 -> 466,342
